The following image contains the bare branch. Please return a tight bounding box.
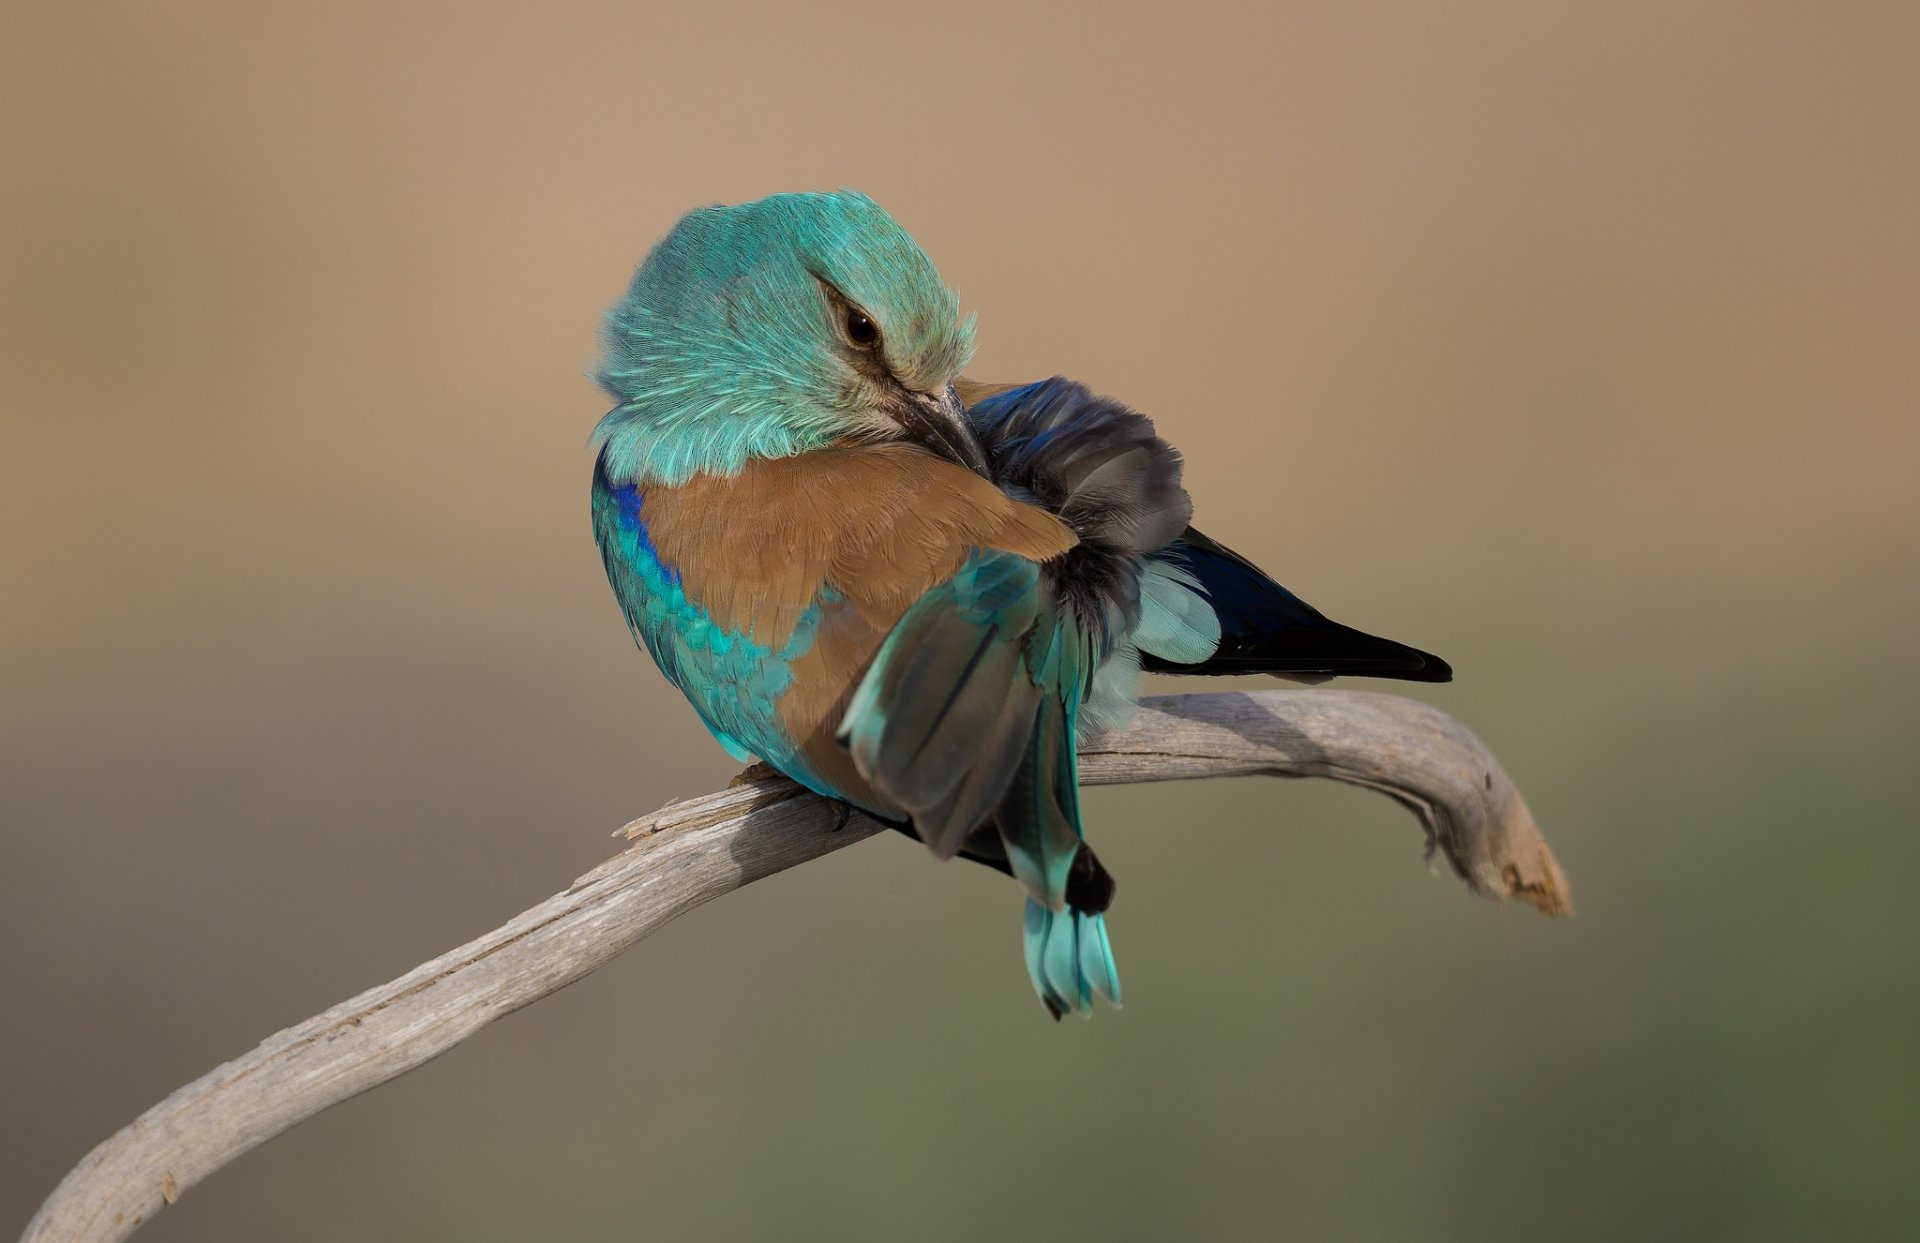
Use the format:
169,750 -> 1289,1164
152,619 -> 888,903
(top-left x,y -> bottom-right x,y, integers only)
20,690 -> 1568,1243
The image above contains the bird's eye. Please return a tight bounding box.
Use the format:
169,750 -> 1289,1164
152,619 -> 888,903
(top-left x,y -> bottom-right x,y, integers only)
845,309 -> 880,348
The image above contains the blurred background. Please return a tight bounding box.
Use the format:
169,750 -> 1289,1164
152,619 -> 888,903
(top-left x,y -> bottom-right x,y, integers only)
4,2 -> 1916,1239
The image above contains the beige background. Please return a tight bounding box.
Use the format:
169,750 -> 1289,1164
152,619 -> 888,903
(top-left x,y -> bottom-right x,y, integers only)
4,2 -> 1916,1239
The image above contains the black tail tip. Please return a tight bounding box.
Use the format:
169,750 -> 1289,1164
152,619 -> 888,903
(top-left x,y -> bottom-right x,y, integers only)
1065,845 -> 1116,914
1386,647 -> 1453,683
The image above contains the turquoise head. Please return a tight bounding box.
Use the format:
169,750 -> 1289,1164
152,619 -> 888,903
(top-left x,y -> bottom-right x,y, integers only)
594,191 -> 980,484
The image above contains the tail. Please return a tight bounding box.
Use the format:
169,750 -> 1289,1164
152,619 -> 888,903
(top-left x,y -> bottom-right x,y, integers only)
1022,844 -> 1121,1020
987,625 -> 1124,1020
1139,528 -> 1452,684
935,828 -> 1122,1020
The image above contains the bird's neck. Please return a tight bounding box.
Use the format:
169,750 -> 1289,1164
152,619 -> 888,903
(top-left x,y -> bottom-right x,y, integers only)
591,400 -> 842,487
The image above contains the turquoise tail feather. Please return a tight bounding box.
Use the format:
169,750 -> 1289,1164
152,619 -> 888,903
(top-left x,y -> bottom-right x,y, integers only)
1023,899 -> 1122,1019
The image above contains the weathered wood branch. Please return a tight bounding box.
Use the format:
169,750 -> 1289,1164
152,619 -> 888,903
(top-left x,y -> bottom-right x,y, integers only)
21,689 -> 1569,1243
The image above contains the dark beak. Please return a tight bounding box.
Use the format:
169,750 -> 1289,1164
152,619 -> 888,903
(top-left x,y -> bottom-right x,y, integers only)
894,383 -> 992,477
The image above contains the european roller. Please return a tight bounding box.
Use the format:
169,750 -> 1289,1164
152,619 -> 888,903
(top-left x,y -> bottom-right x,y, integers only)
591,191 -> 1449,1019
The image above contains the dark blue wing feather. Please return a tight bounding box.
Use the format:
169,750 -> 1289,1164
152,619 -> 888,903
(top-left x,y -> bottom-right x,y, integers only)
1143,528 -> 1452,682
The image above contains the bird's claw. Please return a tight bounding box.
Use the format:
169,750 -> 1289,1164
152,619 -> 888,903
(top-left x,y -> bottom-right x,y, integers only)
727,761 -> 781,788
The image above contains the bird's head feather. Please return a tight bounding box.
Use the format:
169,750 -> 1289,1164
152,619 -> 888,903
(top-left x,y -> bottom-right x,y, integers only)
594,191 -> 979,484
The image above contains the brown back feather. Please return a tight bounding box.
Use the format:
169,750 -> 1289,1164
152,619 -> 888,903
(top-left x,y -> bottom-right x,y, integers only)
642,443 -> 1072,640
638,444 -> 1076,804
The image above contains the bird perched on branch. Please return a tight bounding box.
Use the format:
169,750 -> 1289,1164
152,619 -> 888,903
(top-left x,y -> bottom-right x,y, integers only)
591,191 -> 1449,1018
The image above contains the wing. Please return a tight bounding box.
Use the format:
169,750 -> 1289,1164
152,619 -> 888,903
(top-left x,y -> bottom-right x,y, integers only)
838,551 -> 1121,1017
840,552 -> 1075,884
959,376 -> 1451,687
844,376 -> 1192,885
1139,528 -> 1453,683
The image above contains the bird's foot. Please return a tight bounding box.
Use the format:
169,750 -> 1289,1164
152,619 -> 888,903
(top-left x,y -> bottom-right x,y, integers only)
727,761 -> 782,788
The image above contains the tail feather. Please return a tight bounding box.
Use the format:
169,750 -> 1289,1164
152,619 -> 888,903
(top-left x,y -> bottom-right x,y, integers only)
994,696 -> 1082,910
991,621 -> 1088,911
1024,899 -> 1122,1019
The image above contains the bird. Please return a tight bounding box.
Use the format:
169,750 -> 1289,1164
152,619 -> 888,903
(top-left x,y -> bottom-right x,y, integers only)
590,190 -> 1449,1019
